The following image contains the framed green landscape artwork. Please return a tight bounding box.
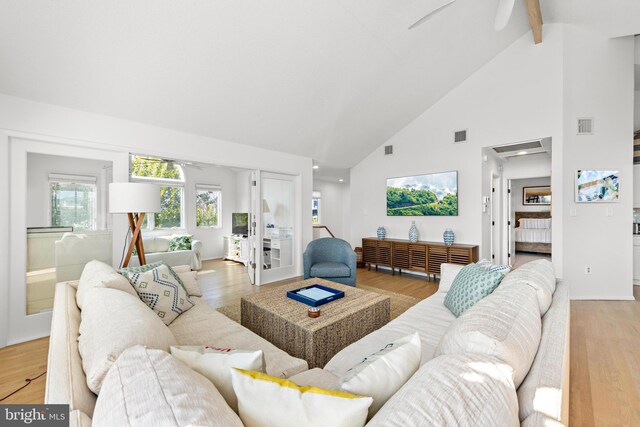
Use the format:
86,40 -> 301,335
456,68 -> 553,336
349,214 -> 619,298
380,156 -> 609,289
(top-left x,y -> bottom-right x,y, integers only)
386,171 -> 458,216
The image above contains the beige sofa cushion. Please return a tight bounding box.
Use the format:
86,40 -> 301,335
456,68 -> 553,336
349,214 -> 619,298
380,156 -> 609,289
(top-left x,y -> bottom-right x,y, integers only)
172,264 -> 202,296
288,368 -> 340,390
437,263 -> 465,293
69,410 -> 92,427
78,288 -> 177,394
324,292 -> 455,377
168,297 -> 308,378
517,281 -> 569,422
45,282 -> 97,417
500,259 -> 556,315
92,346 -> 243,427
367,353 -> 519,427
436,282 -> 541,388
76,260 -> 137,309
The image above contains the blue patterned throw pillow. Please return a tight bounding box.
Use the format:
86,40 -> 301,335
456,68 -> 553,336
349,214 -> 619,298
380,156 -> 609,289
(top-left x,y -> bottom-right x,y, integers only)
476,259 -> 512,275
444,263 -> 506,317
118,261 -> 194,325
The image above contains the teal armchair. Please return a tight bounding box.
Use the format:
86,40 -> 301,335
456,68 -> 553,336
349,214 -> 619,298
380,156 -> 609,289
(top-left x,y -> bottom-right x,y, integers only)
303,238 -> 357,287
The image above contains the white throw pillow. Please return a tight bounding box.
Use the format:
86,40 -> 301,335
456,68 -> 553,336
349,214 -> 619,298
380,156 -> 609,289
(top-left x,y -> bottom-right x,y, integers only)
93,346 -> 243,427
438,263 -> 464,293
436,282 -> 541,388
120,263 -> 194,325
172,265 -> 202,297
171,345 -> 265,412
231,368 -> 373,427
367,353 -> 519,427
339,332 -> 421,418
78,288 -> 177,394
76,260 -> 137,309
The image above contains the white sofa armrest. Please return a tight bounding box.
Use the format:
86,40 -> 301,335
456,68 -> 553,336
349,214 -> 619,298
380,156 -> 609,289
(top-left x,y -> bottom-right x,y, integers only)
191,239 -> 202,255
438,263 -> 465,293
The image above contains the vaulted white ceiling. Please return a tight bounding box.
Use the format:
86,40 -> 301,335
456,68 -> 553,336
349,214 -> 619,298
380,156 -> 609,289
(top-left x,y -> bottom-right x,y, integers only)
0,1 -> 638,181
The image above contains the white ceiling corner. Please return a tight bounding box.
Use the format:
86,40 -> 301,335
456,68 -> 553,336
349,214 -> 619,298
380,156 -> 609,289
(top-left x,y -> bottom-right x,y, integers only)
5,0 -> 635,179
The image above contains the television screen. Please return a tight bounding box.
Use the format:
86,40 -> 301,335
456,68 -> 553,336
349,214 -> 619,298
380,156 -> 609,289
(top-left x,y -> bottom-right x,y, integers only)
387,171 -> 458,216
232,212 -> 249,235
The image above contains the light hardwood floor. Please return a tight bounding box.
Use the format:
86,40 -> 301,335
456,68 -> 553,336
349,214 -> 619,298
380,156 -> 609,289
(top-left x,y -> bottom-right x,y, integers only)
1,259 -> 638,426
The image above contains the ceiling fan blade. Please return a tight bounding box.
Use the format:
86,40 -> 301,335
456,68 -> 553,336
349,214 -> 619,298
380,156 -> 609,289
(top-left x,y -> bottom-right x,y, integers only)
408,0 -> 456,30
494,0 -> 515,30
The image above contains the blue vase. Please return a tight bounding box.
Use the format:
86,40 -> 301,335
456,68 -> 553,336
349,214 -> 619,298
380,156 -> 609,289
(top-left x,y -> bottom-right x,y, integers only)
408,221 -> 419,242
443,228 -> 455,246
377,226 -> 386,240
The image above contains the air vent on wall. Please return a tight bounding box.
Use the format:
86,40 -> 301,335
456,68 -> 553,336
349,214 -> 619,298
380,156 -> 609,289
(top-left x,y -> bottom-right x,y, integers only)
454,130 -> 468,143
577,118 -> 594,135
384,145 -> 393,155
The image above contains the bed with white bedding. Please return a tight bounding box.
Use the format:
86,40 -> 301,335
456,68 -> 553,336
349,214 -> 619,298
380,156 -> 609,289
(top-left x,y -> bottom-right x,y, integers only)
514,212 -> 552,254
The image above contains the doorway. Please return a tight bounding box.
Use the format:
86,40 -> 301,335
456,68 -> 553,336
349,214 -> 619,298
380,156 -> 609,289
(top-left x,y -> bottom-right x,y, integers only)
483,138 -> 552,268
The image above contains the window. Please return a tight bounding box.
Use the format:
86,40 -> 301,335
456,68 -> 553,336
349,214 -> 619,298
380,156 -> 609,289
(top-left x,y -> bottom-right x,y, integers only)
196,185 -> 221,228
312,191 -> 321,225
50,174 -> 97,230
130,155 -> 184,229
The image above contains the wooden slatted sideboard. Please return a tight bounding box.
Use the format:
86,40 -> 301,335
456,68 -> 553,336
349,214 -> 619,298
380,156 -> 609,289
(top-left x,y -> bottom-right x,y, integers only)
362,237 -> 479,281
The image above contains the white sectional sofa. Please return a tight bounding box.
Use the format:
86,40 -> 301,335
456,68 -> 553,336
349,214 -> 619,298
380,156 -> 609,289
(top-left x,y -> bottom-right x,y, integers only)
46,259 -> 569,426
127,235 -> 203,270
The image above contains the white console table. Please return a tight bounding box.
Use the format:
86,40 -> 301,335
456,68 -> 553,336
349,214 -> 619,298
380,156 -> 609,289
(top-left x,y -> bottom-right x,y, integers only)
263,238 -> 292,270
223,235 -> 249,266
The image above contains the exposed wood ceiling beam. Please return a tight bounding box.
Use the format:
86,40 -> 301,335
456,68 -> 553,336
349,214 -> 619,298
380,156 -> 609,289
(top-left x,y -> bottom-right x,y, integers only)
525,0 -> 543,44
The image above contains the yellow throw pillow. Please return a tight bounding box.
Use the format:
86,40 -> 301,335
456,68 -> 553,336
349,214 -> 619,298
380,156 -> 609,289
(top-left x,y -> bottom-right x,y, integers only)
171,345 -> 264,412
230,368 -> 372,427
339,332 -> 422,418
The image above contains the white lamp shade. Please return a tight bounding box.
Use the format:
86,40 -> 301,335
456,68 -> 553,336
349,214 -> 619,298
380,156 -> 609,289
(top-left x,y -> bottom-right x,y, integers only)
109,182 -> 161,213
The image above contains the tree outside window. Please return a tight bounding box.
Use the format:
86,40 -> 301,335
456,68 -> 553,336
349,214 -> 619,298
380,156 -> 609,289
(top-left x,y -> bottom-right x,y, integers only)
130,155 -> 184,229
50,178 -> 97,230
196,186 -> 221,228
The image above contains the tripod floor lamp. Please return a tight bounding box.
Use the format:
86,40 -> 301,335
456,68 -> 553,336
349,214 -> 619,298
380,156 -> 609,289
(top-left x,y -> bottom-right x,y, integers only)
109,182 -> 161,268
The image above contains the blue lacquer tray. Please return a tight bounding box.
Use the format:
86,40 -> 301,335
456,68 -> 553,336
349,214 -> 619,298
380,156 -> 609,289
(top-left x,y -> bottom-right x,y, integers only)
286,284 -> 345,307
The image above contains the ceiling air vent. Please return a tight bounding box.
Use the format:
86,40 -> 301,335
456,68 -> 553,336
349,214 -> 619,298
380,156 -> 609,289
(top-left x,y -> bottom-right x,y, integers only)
492,140 -> 543,154
454,130 -> 468,144
384,145 -> 393,155
577,118 -> 594,135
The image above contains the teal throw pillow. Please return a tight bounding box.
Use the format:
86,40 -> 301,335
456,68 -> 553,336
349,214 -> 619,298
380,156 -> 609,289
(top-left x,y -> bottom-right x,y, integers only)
476,259 -> 512,275
444,263 -> 506,317
169,235 -> 192,252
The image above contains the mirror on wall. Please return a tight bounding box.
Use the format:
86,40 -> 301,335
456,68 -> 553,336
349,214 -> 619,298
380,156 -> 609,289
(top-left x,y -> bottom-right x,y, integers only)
262,176 -> 294,270
25,153 -> 113,315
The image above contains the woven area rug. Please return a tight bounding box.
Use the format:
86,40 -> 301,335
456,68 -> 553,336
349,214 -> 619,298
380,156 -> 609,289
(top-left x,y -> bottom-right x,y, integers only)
216,285 -> 421,324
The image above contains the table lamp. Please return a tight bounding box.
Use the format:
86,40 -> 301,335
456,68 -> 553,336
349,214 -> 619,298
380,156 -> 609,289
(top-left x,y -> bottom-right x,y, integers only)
109,182 -> 161,267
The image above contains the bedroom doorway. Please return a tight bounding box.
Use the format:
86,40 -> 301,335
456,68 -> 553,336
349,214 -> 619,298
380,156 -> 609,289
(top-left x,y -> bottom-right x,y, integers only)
508,177 -> 552,268
483,138 -> 552,269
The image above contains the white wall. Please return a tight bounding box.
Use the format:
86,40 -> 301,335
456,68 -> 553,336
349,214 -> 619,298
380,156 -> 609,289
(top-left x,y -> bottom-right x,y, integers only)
635,91 -> 640,130
26,153 -> 112,229
350,24 -> 564,271
561,25 -> 635,300
312,179 -> 350,240
350,24 -> 636,301
512,177 -> 551,213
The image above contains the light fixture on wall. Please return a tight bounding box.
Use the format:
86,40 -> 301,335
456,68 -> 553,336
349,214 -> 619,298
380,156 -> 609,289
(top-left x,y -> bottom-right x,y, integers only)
338,179 -> 344,182
312,165 -> 319,170
263,199 -> 270,213
109,182 -> 160,268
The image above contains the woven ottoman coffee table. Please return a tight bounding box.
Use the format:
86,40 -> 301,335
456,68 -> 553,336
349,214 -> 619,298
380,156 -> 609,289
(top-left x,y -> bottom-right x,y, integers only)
241,278 -> 391,369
